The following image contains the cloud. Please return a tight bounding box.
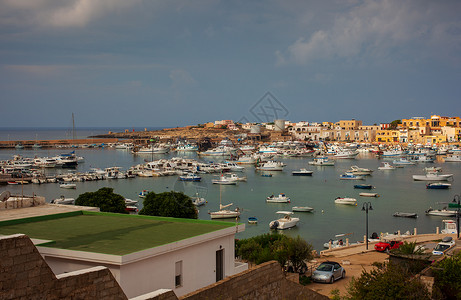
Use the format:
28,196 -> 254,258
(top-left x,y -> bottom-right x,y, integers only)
277,0 -> 461,65
169,69 -> 197,89
0,0 -> 141,28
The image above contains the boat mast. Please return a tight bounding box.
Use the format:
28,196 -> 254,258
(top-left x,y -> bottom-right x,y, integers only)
72,113 -> 76,141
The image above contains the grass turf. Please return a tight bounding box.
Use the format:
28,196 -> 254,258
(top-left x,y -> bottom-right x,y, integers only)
0,212 -> 235,255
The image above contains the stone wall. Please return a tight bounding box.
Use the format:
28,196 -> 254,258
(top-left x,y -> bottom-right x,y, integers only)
0,234 -> 127,300
180,261 -> 328,300
0,196 -> 46,210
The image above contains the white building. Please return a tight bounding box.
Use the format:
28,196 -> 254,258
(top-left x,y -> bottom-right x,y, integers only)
6,211 -> 247,298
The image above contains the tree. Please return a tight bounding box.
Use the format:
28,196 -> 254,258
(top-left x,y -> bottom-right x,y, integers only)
346,262 -> 430,299
432,252 -> 461,299
75,187 -> 127,214
139,191 -> 197,219
389,119 -> 402,130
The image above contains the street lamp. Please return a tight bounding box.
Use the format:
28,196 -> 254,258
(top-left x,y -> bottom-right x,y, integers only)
362,202 -> 373,250
453,194 -> 460,239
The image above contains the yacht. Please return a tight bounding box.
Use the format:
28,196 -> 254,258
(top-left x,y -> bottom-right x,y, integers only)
209,203 -> 240,219
256,161 -> 284,171
266,193 -> 291,203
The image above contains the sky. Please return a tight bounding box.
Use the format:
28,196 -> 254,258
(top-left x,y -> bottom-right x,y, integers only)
1,0 -> 461,128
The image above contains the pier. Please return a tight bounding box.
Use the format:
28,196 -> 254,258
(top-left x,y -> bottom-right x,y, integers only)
0,138 -> 119,149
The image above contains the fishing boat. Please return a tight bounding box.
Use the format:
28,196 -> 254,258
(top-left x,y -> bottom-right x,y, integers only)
354,184 -> 374,189
179,173 -> 201,182
248,217 -> 258,224
359,192 -> 379,197
334,150 -> 359,159
269,211 -> 299,230
59,183 -> 76,189
292,206 -> 314,212
225,173 -> 247,182
291,169 -> 313,176
393,212 -> 418,218
425,208 -> 457,217
334,197 -> 357,205
441,219 -> 457,234
339,173 -> 364,180
266,193 -> 291,203
426,182 -> 451,189
378,162 -> 396,170
138,190 -> 149,198
256,161 -> 284,171
412,173 -> 453,181
51,196 -> 75,205
444,154 -> 461,162
308,157 -> 335,166
212,175 -> 237,185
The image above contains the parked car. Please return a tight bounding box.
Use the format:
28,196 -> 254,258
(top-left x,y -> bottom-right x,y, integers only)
374,240 -> 403,252
432,236 -> 455,255
312,261 -> 345,283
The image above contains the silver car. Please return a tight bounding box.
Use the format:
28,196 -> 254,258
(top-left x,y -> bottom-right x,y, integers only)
312,261 -> 345,283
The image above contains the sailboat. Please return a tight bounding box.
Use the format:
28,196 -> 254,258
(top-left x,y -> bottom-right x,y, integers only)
209,185 -> 240,219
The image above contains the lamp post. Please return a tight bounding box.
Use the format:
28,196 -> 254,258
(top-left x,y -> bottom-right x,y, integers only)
453,194 -> 460,239
362,202 -> 373,250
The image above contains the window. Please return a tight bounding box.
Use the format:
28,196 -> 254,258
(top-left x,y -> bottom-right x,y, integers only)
175,261 -> 182,287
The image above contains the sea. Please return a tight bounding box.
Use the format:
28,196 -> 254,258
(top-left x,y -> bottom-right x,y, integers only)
1,129 -> 460,251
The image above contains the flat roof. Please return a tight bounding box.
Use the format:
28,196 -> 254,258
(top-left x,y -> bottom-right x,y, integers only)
0,211 -> 237,255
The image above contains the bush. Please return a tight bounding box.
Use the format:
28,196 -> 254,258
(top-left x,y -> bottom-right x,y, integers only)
432,252 -> 461,299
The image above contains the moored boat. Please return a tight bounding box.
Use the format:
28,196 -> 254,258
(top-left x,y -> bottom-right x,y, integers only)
266,193 -> 291,203
426,182 -> 451,189
248,217 -> 258,224
269,211 -> 299,230
51,195 -> 75,205
291,168 -> 313,176
59,183 -> 76,189
354,184 -> 374,189
412,173 -> 453,181
359,192 -> 379,197
378,162 -> 396,170
393,212 -> 418,218
334,197 -> 357,205
340,173 -> 364,180
292,206 -> 314,212
308,157 -> 335,166
425,208 -> 456,217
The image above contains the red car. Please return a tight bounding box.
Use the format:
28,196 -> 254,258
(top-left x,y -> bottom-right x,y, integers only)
374,240 -> 403,252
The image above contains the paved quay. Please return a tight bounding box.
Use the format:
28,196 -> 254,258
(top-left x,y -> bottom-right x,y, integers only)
308,232 -> 459,297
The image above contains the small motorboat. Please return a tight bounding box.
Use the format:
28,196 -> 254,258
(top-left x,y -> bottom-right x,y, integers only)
412,173 -> 453,181
348,166 -> 373,175
354,184 -> 374,189
261,174 -> 273,177
425,207 -> 456,217
359,193 -> 379,197
51,195 -> 75,205
393,212 -> 418,218
393,158 -> 415,166
269,211 -> 299,230
139,190 -> 149,198
7,181 -> 19,185
340,173 -> 364,180
292,206 -> 314,212
248,217 -> 258,224
192,194 -> 207,206
125,205 -> 138,212
426,182 -> 451,189
334,197 -> 357,205
291,169 -> 313,176
378,162 -> 396,170
266,193 -> 291,203
212,177 -> 237,185
125,198 -> 138,205
60,183 -> 76,189
308,157 -> 335,166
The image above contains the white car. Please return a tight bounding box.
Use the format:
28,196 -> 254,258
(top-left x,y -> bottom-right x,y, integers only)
432,236 -> 455,255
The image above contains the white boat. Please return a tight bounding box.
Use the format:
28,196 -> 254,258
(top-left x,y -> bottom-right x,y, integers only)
179,173 -> 202,181
224,162 -> 245,172
138,190 -> 149,198
292,206 -> 314,212
125,198 -> 138,205
266,193 -> 291,203
239,145 -> 256,153
382,150 -> 404,157
424,167 -> 442,173
444,154 -> 461,162
192,193 -> 207,206
393,158 -> 415,166
378,162 -> 396,170
175,144 -> 198,151
59,183 -> 76,189
212,175 -> 238,185
225,173 -> 247,182
323,233 -> 355,249
236,155 -> 256,164
269,211 -> 299,230
334,150 -> 359,159
291,169 -> 313,176
308,157 -> 335,166
198,146 -> 237,156
359,192 -> 379,197
425,208 -> 456,217
51,195 -> 75,205
441,219 -> 457,234
334,197 -> 357,205
133,145 -> 170,154
348,165 -> 373,175
209,203 -> 240,219
412,173 -> 453,181
256,161 -> 284,171
339,172 -> 364,180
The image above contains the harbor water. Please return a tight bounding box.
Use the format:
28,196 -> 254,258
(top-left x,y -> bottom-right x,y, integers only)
1,147 -> 460,251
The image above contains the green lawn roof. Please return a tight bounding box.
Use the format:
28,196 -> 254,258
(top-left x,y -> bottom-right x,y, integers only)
0,211 -> 237,255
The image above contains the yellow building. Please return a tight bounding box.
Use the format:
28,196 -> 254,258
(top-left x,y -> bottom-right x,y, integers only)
337,120 -> 362,130
375,130 -> 399,143
402,115 -> 461,129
